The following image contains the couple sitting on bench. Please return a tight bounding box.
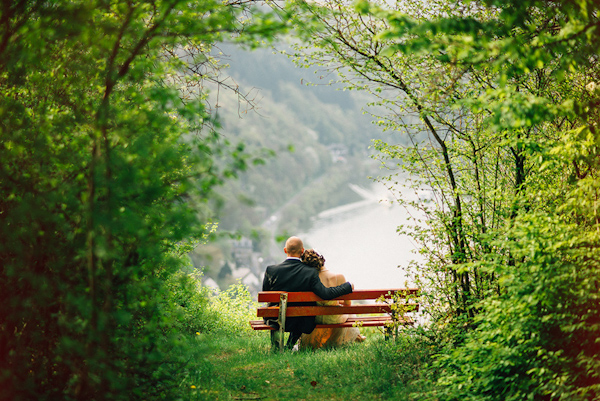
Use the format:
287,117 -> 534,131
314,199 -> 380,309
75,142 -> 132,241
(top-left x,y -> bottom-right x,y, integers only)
262,236 -> 366,350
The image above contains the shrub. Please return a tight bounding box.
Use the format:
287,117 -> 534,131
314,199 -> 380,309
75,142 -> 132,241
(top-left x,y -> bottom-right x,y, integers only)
422,211 -> 600,401
208,281 -> 259,336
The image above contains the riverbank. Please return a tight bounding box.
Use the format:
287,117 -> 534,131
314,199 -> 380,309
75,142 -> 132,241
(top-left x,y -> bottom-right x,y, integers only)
182,329 -> 434,400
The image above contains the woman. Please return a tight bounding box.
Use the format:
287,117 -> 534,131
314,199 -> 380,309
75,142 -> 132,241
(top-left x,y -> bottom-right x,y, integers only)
299,249 -> 366,349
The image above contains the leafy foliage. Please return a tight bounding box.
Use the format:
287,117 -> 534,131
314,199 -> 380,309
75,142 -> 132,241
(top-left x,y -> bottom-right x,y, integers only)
208,281 -> 260,335
0,1 -> 288,400
427,207 -> 600,400
353,0 -> 600,399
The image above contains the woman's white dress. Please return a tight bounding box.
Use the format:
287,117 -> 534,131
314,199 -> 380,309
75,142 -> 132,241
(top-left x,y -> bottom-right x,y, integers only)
299,270 -> 361,349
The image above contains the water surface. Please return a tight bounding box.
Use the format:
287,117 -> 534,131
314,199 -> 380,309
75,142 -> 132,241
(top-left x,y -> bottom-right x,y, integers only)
301,183 -> 422,290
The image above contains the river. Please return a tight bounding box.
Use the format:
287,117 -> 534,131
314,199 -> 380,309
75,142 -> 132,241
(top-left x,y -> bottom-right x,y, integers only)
300,182 -> 423,290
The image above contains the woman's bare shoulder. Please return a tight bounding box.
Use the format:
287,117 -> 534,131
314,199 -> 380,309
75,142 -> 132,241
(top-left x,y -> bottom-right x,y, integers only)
319,269 -> 347,286
334,272 -> 347,285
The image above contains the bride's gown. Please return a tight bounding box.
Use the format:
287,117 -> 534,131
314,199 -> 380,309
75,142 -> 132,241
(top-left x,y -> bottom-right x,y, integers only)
299,269 -> 361,349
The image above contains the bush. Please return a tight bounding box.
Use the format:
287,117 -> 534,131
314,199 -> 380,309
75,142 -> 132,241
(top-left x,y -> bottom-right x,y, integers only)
208,281 -> 260,336
163,268 -> 216,335
0,2 -> 284,399
163,268 -> 258,337
421,211 -> 600,401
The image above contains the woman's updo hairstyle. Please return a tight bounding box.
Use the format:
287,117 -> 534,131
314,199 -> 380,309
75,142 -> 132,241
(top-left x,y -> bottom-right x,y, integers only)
302,249 -> 325,271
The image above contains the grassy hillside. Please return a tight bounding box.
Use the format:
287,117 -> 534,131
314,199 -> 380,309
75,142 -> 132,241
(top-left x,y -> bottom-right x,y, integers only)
183,330 -> 434,401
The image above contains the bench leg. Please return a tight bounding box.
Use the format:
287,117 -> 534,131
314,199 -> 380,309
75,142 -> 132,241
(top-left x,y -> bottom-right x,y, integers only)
276,293 -> 288,351
270,330 -> 283,350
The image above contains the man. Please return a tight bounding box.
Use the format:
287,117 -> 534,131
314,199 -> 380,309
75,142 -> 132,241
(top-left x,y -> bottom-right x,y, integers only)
262,236 -> 353,349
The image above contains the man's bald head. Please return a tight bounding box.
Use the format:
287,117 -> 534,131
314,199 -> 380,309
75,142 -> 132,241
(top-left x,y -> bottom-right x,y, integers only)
284,236 -> 304,257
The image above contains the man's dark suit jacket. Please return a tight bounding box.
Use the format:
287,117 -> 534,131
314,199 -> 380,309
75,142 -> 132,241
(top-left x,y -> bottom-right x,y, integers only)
262,258 -> 353,334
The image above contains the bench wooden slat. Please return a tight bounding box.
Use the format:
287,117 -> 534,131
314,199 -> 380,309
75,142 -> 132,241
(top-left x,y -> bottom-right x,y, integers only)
258,288 -> 419,303
316,316 -> 413,327
249,315 -> 414,331
345,316 -> 391,322
257,303 -> 418,318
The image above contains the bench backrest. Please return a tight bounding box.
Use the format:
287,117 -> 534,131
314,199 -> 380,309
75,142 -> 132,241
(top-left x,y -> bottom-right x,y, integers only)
257,288 -> 419,318
258,288 -> 419,303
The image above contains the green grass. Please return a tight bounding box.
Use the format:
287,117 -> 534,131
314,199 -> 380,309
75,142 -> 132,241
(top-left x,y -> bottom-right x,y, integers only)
178,329 -> 434,400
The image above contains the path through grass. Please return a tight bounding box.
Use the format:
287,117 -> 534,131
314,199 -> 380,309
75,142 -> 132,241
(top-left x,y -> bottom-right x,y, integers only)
180,330 -> 432,400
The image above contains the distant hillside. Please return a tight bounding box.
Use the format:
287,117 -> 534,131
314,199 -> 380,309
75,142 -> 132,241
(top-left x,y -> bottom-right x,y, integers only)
191,42 -> 388,288
209,43 -> 383,217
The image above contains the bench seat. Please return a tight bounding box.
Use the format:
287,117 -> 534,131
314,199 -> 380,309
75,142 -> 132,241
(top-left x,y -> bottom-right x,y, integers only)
251,289 -> 419,349
250,315 -> 414,330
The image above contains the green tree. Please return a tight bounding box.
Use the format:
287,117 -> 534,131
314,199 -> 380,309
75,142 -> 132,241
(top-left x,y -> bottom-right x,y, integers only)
361,0 -> 600,398
279,0 -> 536,320
0,1 -> 286,399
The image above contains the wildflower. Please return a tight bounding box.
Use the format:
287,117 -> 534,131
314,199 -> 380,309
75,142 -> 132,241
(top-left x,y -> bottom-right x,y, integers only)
191,385 -> 196,389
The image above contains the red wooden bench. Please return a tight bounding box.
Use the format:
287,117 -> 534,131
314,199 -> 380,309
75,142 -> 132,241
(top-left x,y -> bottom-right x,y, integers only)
250,289 -> 419,350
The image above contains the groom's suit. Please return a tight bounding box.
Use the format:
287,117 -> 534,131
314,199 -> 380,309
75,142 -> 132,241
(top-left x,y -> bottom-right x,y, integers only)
262,258 -> 353,335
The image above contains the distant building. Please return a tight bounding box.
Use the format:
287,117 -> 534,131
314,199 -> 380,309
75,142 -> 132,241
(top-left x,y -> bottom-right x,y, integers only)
232,237 -> 253,262
220,237 -> 270,296
218,261 -> 233,280
232,267 -> 251,280
242,273 -> 260,288
327,143 -> 348,163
